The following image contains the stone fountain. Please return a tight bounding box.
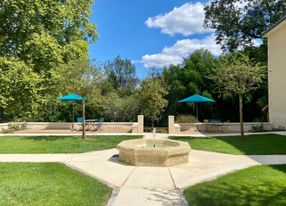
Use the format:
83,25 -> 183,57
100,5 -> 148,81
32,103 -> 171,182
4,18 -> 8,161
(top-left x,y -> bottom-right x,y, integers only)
117,138 -> 191,167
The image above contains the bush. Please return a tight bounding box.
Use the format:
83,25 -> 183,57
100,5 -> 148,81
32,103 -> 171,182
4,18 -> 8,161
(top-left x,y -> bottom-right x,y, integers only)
175,114 -> 197,123
2,122 -> 27,134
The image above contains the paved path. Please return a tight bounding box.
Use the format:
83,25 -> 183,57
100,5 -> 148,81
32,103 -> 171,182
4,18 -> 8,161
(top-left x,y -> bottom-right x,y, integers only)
1,148 -> 286,206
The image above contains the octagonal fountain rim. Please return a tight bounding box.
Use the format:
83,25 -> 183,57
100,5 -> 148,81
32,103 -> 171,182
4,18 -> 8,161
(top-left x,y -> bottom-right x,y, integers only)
116,139 -> 191,167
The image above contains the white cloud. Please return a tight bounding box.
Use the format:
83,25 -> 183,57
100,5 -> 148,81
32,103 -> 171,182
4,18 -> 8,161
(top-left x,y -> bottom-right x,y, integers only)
145,2 -> 212,36
141,34 -> 221,68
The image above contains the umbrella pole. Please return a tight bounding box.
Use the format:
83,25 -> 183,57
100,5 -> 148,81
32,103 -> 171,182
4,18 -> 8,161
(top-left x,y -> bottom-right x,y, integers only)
72,103 -> 75,131
196,102 -> 199,123
82,98 -> 86,139
196,102 -> 199,131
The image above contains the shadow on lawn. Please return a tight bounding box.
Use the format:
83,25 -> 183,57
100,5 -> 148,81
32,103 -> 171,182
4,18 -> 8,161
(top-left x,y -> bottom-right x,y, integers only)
22,136 -> 79,141
185,165 -> 286,206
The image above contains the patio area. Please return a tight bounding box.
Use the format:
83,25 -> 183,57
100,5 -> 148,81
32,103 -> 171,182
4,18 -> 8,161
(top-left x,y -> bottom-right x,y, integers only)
1,133 -> 286,205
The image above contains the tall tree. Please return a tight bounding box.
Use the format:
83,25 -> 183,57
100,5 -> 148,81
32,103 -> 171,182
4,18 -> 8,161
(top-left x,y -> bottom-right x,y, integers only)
211,53 -> 266,137
104,56 -> 138,92
0,57 -> 43,121
0,0 -> 96,70
57,58 -> 101,138
139,77 -> 168,128
163,49 -> 217,115
204,0 -> 286,51
0,0 -> 97,121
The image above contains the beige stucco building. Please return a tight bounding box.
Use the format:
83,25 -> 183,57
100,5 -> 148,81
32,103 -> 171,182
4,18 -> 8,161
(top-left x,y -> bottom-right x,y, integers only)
264,17 -> 286,129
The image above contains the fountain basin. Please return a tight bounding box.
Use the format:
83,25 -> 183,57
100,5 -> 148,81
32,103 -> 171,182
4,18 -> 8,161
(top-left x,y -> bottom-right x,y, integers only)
117,139 -> 191,167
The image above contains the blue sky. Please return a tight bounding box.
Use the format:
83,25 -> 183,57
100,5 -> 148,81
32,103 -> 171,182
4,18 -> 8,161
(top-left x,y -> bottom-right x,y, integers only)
89,0 -> 219,78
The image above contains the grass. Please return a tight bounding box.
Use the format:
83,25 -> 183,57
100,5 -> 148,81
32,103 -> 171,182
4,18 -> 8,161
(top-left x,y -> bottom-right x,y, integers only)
0,135 -> 141,153
184,165 -> 286,206
0,163 -> 111,206
170,134 -> 286,155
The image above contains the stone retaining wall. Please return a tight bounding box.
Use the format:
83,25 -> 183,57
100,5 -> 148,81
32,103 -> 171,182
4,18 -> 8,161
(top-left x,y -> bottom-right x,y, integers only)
178,122 -> 273,134
0,122 -> 137,133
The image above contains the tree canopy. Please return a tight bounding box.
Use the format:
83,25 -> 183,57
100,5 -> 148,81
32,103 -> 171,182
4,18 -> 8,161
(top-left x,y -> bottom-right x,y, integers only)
204,0 -> 286,51
211,53 -> 266,136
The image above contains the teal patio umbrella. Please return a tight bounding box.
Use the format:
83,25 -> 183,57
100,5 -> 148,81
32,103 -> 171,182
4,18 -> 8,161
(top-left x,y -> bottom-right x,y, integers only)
178,94 -> 215,122
57,93 -> 83,103
57,93 -> 83,131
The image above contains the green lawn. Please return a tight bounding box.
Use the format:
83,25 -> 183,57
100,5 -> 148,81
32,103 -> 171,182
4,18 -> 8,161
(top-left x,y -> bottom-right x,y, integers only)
170,134 -> 286,155
0,135 -> 141,153
184,165 -> 286,206
0,163 -> 111,206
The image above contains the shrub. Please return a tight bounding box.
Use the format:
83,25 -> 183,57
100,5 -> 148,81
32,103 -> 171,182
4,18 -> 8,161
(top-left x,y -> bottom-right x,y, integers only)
175,115 -> 197,123
2,122 -> 27,134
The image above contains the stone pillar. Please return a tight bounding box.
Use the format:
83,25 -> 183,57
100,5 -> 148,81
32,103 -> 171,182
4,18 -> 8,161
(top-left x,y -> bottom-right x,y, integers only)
168,115 -> 181,134
137,115 -> 144,133
168,115 -> 175,134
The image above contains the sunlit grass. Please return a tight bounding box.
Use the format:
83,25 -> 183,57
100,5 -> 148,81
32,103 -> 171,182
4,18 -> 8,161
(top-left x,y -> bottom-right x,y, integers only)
0,135 -> 141,153
0,163 -> 111,206
184,165 -> 286,206
170,134 -> 286,155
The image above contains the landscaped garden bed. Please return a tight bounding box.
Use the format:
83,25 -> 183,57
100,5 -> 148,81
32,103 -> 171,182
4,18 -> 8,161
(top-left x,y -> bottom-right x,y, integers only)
184,165 -> 286,206
0,163 -> 111,206
170,134 -> 286,155
0,135 -> 142,153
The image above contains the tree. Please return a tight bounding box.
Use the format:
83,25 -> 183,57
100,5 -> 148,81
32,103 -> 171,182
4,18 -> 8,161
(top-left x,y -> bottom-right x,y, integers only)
210,53 -> 266,137
97,93 -> 140,122
0,57 -> 43,120
104,56 -> 138,92
163,49 -> 217,116
0,0 -> 97,61
138,77 -> 168,127
204,0 -> 286,51
56,58 -> 101,138
0,0 -> 97,122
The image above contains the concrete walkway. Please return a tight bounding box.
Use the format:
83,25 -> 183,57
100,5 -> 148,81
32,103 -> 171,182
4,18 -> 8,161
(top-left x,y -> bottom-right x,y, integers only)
1,148 -> 286,206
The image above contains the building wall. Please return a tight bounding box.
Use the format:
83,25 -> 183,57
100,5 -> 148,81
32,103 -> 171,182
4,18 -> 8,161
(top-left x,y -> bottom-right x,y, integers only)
268,23 -> 286,128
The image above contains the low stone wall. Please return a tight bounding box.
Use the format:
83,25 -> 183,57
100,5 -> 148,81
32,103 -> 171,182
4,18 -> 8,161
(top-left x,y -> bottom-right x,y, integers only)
90,122 -> 135,133
0,122 -> 137,133
0,123 -> 9,132
179,122 -> 273,134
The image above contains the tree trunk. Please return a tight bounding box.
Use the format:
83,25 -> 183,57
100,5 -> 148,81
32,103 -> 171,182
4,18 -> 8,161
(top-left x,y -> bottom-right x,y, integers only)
82,98 -> 86,139
239,94 -> 244,138
91,103 -> 95,119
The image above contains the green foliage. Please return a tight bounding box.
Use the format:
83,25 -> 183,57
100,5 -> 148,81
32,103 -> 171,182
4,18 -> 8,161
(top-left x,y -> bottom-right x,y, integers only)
138,77 -> 168,125
210,53 -> 266,136
211,53 -> 266,96
104,56 -> 138,93
175,114 -> 197,123
97,92 -> 140,122
163,49 -> 217,117
0,57 -> 43,120
0,0 -> 97,122
204,0 -> 286,51
2,122 -> 27,134
0,0 -> 97,57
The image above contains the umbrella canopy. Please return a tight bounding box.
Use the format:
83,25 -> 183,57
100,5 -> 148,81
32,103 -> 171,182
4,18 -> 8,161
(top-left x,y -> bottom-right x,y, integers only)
178,94 -> 215,103
57,93 -> 83,103
57,93 -> 83,131
178,94 -> 215,123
